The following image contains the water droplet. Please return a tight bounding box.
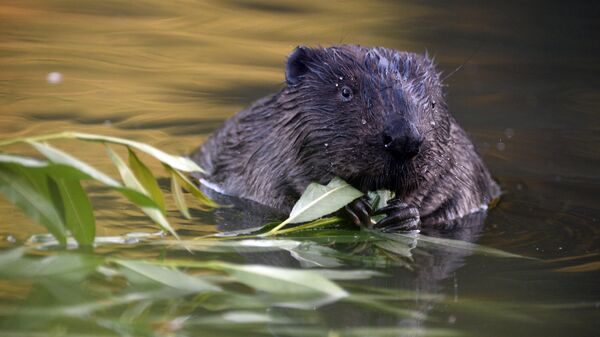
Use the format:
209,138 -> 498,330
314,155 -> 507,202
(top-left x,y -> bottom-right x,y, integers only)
496,142 -> 506,151
430,121 -> 436,126
361,118 -> 367,125
46,72 -> 62,84
335,83 -> 339,87
339,76 -> 343,80
324,143 -> 329,147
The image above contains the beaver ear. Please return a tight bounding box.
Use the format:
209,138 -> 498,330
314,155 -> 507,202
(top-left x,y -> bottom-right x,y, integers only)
286,46 -> 314,85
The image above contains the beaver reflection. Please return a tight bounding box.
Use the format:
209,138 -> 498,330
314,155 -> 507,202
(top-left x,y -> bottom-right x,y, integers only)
204,190 -> 488,335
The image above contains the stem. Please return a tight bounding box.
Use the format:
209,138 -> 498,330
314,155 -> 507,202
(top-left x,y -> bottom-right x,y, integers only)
265,219 -> 291,235
0,131 -> 77,147
264,216 -> 344,236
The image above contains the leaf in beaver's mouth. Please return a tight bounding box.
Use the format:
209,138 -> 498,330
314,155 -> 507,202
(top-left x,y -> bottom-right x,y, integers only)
267,177 -> 363,234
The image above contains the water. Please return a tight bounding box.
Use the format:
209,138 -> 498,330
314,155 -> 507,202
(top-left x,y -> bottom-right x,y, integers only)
0,1 -> 599,336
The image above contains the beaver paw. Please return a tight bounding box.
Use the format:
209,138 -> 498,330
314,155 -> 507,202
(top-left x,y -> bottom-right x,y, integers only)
343,197 -> 373,227
373,199 -> 420,232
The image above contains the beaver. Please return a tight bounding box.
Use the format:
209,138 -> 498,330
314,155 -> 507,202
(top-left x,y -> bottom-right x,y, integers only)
191,45 -> 500,231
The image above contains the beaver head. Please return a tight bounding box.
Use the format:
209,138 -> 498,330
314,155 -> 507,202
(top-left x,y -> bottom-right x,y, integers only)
281,45 -> 452,195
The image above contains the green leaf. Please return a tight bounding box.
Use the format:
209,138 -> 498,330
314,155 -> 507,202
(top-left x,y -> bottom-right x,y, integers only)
128,148 -> 165,213
115,260 -> 221,293
0,153 -> 47,167
30,141 -> 159,208
267,216 -> 344,236
54,178 -> 95,246
70,132 -> 204,173
367,189 -> 395,222
30,141 -> 121,187
165,164 -> 218,208
0,165 -> 67,245
0,131 -> 204,172
106,146 -> 180,240
0,153 -> 95,245
268,177 -> 363,234
367,189 -> 395,211
170,169 -> 191,219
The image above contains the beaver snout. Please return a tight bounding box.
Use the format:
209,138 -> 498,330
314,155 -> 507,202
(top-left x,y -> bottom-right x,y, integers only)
382,118 -> 423,160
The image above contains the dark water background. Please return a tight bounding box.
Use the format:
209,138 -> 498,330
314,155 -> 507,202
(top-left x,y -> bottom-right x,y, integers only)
0,1 -> 599,336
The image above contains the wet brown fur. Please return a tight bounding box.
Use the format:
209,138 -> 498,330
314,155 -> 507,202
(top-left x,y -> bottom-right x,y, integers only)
191,45 -> 500,226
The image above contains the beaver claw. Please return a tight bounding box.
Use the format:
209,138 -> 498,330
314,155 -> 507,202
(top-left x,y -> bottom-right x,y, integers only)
343,197 -> 420,232
373,199 -> 420,232
343,197 -> 373,227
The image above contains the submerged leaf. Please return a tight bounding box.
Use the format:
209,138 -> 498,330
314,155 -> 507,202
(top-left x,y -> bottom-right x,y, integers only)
128,148 -> 166,213
268,177 -> 363,234
151,259 -> 349,309
0,250 -> 98,282
385,232 -> 527,259
115,260 -> 221,293
209,262 -> 348,309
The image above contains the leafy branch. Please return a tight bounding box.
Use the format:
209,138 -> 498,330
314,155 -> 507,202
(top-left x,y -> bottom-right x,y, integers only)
0,132 -> 526,260
0,132 -> 217,246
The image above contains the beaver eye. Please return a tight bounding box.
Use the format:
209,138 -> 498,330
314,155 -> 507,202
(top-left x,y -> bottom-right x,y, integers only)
340,86 -> 353,102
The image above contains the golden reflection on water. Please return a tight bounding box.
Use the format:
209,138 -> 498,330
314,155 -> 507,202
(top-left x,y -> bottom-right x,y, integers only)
0,0 -> 430,241
0,0 -> 425,143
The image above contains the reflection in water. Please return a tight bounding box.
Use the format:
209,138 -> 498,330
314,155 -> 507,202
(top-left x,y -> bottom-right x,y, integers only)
205,186 -> 504,332
207,190 -> 489,335
0,0 -> 599,336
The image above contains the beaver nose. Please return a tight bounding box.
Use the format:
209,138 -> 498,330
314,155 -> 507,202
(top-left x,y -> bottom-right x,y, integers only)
382,120 -> 423,159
